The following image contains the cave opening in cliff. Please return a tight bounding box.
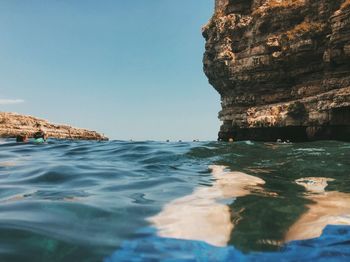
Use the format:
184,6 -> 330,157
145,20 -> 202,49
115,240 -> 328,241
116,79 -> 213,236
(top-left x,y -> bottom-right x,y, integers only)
331,106 -> 350,126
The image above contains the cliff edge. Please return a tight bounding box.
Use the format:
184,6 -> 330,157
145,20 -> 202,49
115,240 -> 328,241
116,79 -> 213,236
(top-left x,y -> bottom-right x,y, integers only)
203,0 -> 350,141
0,112 -> 108,141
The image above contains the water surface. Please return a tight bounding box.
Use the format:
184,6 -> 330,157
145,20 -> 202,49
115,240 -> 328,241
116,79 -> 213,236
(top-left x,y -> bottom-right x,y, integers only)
0,139 -> 349,261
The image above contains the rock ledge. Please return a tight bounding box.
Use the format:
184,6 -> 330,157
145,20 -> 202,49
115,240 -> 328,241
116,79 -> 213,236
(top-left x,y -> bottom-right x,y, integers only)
0,112 -> 108,141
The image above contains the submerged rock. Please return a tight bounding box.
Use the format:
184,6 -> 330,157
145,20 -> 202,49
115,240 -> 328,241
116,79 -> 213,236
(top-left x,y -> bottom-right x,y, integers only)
203,0 -> 350,141
0,112 -> 108,141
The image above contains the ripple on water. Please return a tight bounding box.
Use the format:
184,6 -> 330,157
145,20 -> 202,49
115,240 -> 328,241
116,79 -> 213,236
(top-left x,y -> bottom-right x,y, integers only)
0,139 -> 349,261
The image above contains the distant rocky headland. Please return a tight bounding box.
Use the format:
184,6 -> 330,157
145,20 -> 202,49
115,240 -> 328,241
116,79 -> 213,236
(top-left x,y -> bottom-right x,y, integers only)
0,112 -> 108,141
203,0 -> 350,141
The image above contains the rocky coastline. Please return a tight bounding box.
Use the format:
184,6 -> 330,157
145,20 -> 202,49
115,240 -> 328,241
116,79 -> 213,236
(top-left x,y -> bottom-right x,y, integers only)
0,112 -> 108,141
203,0 -> 350,141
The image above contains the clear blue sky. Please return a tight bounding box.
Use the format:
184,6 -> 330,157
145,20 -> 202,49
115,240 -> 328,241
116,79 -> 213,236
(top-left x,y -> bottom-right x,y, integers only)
0,0 -> 220,141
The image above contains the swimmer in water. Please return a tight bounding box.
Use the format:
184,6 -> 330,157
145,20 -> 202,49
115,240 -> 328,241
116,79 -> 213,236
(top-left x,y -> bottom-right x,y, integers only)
33,130 -> 48,143
16,133 -> 29,143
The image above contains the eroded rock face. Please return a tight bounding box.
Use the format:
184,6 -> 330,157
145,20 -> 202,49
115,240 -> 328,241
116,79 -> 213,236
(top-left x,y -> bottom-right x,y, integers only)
0,112 -> 108,141
203,0 -> 350,141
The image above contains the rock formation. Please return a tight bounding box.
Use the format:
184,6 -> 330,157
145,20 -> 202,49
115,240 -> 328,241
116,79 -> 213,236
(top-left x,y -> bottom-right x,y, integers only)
203,0 -> 350,141
0,112 -> 108,141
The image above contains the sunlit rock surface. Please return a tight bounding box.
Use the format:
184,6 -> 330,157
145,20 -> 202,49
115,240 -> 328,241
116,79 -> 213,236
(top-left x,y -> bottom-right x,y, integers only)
203,0 -> 350,141
0,112 -> 107,140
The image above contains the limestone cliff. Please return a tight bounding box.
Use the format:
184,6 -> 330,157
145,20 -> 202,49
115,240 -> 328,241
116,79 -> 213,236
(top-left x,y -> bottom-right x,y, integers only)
203,0 -> 350,141
0,112 -> 108,141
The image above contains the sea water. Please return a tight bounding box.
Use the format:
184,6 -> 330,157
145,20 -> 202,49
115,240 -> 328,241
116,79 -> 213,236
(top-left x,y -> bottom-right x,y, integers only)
0,139 -> 349,261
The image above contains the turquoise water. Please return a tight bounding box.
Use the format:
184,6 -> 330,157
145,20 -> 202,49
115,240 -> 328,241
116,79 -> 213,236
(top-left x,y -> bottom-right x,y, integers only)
0,139 -> 349,261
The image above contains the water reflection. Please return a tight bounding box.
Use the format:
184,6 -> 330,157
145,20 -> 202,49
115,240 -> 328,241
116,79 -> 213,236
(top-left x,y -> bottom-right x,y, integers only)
150,167 -> 350,250
285,177 -> 350,242
148,165 -> 265,246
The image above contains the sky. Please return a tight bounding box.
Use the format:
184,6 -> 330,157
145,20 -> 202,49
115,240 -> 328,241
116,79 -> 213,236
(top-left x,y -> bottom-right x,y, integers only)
0,0 -> 220,141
